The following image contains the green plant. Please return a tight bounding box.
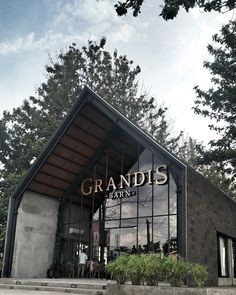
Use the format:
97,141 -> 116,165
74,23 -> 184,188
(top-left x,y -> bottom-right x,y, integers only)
105,255 -> 128,284
188,263 -> 208,288
142,253 -> 162,286
163,256 -> 187,287
126,255 -> 145,285
106,253 -> 208,288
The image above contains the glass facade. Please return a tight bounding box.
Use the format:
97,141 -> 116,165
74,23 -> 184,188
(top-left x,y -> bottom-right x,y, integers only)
59,146 -> 178,277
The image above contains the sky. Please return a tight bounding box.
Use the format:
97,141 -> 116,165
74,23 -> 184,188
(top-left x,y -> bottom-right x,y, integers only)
0,0 -> 234,144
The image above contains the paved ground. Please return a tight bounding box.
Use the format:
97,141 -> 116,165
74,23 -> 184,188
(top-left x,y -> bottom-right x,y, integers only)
0,291 -> 65,295
0,278 -> 108,285
0,278 -> 108,294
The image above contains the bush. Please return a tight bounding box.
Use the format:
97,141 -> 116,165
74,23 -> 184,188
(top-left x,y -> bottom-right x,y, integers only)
105,253 -> 208,288
188,263 -> 208,288
163,256 -> 187,287
126,254 -> 163,285
105,254 -> 128,284
142,253 -> 162,286
126,254 -> 145,285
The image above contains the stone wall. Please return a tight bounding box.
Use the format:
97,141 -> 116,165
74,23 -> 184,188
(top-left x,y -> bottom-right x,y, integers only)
187,168 -> 236,286
11,191 -> 59,278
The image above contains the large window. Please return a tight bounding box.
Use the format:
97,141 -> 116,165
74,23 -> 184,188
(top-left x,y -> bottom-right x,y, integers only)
104,148 -> 178,259
218,235 -> 228,277
59,144 -> 179,277
218,234 -> 236,280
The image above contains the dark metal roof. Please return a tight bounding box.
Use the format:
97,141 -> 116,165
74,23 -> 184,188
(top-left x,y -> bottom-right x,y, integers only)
3,86 -> 187,277
9,86 -> 186,208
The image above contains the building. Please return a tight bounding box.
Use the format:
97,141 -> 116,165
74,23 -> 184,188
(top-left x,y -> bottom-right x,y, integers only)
2,87 -> 236,286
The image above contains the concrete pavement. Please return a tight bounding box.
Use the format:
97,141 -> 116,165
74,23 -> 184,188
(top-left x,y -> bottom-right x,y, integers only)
0,291 -> 65,295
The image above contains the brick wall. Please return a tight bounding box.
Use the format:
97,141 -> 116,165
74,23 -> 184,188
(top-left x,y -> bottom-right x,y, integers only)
187,168 -> 236,286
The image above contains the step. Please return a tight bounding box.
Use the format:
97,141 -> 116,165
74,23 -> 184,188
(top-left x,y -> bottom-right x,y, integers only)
0,283 -> 106,294
0,279 -> 107,290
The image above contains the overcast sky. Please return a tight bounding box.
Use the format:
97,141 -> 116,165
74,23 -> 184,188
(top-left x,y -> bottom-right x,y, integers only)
0,0 -> 233,144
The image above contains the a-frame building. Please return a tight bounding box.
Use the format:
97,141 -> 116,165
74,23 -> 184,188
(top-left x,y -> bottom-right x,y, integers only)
3,87 -> 236,286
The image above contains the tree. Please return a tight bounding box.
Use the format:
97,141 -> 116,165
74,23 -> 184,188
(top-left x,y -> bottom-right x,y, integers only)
0,39 -> 179,258
114,0 -> 236,20
198,163 -> 236,199
174,134 -> 236,199
174,134 -> 200,169
193,21 -> 236,184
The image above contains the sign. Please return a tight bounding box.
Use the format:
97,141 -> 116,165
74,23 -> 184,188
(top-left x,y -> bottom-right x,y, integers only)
81,165 -> 168,199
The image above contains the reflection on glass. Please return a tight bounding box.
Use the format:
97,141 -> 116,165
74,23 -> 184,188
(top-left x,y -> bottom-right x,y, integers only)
138,150 -> 152,217
169,215 -> 177,253
121,218 -> 137,228
138,217 -> 152,253
120,148 -> 139,219
60,140 -> 181,277
139,185 -> 152,217
93,209 -> 99,221
121,192 -> 137,218
153,216 -> 168,254
105,219 -> 120,229
107,227 -> 137,260
169,174 -> 177,214
153,151 -> 167,215
105,197 -> 120,220
219,236 -> 228,277
120,227 -> 137,251
170,215 -> 177,238
153,185 -> 168,215
105,147 -> 177,220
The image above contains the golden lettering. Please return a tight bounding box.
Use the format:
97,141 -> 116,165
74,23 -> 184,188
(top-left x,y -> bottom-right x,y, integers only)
146,169 -> 152,185
133,171 -> 145,187
106,177 -> 117,191
119,174 -> 131,188
155,165 -> 168,185
94,178 -> 103,193
81,178 -> 93,196
80,164 -> 169,196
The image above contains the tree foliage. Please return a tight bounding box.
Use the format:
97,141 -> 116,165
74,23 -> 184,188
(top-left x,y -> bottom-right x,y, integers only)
174,134 -> 236,199
114,0 -> 236,20
193,21 -> 236,184
174,135 -> 199,169
199,162 -> 236,199
0,39 -> 178,258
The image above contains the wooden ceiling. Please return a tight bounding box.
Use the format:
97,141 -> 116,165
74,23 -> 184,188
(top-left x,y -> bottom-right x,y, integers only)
28,102 -> 142,210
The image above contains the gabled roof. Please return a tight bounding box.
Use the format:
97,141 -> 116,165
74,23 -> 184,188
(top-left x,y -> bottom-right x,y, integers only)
3,86 -> 186,278
10,86 -> 186,209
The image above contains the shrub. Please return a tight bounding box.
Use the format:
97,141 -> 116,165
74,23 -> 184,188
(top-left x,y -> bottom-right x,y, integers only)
142,253 -> 162,286
105,254 -> 128,284
163,256 -> 187,287
125,253 -> 165,286
188,263 -> 208,288
126,254 -> 145,285
105,253 -> 208,288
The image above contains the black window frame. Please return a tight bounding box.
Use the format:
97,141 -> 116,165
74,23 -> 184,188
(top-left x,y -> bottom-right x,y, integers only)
217,233 -> 229,278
